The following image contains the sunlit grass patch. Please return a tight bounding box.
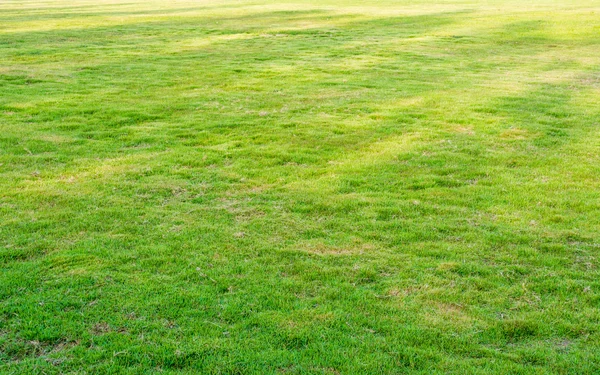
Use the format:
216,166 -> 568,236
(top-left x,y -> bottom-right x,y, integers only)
1,0 -> 600,373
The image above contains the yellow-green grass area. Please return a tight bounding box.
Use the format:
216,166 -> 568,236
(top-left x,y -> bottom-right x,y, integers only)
1,0 -> 600,373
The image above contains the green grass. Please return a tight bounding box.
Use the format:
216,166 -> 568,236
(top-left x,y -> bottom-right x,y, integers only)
1,0 -> 600,373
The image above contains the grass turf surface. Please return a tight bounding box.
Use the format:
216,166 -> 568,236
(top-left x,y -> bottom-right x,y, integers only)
1,0 -> 600,373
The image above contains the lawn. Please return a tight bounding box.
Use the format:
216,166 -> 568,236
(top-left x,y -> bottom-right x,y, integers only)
1,0 -> 600,373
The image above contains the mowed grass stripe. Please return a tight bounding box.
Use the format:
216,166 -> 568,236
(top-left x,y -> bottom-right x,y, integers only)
1,0 -> 600,373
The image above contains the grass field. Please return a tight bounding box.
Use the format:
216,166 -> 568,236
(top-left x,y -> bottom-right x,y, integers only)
1,0 -> 600,373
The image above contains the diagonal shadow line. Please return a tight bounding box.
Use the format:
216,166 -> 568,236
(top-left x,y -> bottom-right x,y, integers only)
2,7 -> 596,176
